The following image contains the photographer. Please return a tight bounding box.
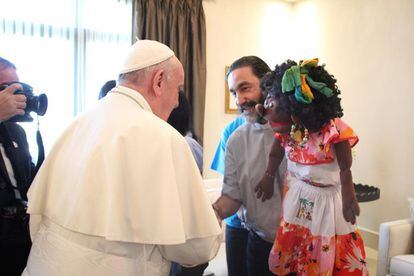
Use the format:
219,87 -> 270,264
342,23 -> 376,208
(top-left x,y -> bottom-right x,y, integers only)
0,57 -> 35,276
0,58 -> 26,121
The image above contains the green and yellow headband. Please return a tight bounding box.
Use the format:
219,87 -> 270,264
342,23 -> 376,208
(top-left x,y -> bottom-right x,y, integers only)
281,58 -> 333,104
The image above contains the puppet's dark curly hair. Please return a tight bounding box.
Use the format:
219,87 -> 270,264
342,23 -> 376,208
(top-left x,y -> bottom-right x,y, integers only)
261,60 -> 344,132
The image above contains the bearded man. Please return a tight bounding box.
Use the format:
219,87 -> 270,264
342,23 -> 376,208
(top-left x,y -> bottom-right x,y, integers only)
212,56 -> 286,276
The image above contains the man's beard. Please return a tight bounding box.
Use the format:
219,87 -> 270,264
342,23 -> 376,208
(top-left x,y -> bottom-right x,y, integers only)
238,95 -> 266,124
242,110 -> 258,123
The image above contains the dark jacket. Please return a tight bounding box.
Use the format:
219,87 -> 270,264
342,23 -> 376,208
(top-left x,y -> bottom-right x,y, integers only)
0,122 -> 35,275
0,122 -> 35,206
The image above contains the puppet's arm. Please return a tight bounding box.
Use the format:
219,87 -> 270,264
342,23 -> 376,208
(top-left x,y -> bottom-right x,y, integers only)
335,141 -> 360,225
255,138 -> 284,202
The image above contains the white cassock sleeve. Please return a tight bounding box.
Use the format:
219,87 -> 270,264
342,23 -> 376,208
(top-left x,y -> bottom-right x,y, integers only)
158,233 -> 222,266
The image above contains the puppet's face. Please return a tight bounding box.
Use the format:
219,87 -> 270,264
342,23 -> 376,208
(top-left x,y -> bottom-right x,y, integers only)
261,94 -> 292,133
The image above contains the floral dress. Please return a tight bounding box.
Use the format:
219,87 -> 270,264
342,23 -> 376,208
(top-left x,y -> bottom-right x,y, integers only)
269,118 -> 368,276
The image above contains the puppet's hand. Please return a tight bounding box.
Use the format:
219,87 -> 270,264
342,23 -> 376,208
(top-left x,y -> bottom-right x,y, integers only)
255,173 -> 274,202
342,185 -> 360,225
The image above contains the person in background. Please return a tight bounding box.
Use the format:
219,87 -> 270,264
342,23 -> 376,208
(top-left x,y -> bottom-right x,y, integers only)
98,80 -> 116,100
168,92 -> 202,172
168,92 -> 208,276
23,40 -> 222,276
0,58 -> 27,121
0,57 -> 35,276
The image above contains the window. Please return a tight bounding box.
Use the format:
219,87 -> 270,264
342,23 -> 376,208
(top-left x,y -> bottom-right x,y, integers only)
0,0 -> 132,157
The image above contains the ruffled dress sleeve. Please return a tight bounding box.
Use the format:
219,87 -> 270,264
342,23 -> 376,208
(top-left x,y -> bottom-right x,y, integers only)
323,118 -> 359,155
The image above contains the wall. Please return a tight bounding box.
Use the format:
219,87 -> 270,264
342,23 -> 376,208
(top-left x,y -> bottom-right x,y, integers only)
203,0 -> 414,239
203,0 -> 294,178
292,0 -> 414,238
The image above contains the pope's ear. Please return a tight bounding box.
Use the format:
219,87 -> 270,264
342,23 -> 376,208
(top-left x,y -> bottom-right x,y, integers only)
152,69 -> 165,97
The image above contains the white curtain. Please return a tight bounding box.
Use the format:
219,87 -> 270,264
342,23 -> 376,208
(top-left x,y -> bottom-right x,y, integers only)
0,0 -> 133,155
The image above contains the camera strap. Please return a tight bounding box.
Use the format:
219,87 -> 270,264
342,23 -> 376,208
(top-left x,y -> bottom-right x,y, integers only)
34,123 -> 44,175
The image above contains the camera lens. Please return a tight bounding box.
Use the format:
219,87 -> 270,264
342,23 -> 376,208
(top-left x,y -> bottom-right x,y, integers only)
26,93 -> 48,116
36,94 -> 48,116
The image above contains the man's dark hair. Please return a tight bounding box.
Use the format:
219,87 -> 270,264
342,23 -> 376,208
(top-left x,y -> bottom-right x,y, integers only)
262,60 -> 343,132
99,80 -> 116,99
226,56 -> 270,80
0,57 -> 16,71
168,92 -> 198,141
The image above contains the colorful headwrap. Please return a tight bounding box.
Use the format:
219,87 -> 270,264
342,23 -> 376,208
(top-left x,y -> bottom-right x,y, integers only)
281,58 -> 334,104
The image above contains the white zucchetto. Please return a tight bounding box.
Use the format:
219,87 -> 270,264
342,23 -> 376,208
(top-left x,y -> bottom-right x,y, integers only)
119,40 -> 175,74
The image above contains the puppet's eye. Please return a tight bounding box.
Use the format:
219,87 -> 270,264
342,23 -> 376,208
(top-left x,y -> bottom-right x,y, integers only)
264,95 -> 277,110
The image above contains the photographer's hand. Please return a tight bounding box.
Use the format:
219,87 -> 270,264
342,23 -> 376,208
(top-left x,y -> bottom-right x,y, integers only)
0,83 -> 26,121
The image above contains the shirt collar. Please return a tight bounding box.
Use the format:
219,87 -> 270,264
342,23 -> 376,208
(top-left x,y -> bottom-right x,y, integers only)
248,120 -> 271,130
109,85 -> 153,113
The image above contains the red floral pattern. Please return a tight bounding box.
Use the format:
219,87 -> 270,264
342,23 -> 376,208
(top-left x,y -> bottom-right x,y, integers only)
269,221 -> 368,275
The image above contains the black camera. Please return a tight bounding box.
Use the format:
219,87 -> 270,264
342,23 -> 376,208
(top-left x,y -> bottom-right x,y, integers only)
0,82 -> 48,122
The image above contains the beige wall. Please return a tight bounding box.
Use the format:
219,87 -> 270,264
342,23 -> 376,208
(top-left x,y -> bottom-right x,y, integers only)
292,0 -> 414,234
203,0 -> 414,235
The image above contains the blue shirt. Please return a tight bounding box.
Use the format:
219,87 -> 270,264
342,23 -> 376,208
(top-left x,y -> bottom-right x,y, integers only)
210,116 -> 245,228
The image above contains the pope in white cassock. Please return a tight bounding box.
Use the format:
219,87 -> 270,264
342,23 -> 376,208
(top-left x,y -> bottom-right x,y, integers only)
22,40 -> 222,276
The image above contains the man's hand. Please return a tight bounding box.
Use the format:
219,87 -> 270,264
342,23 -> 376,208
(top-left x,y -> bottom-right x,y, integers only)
341,184 -> 360,225
0,83 -> 26,121
254,174 -> 274,202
